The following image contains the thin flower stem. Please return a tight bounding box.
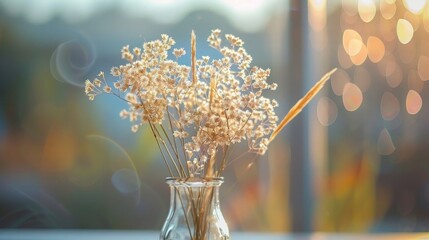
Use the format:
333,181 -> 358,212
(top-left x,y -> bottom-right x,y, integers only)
187,187 -> 200,239
139,99 -> 182,177
153,124 -> 183,177
167,111 -> 191,177
225,150 -> 252,168
176,187 -> 195,240
217,145 -> 230,177
160,124 -> 187,177
177,123 -> 190,172
147,121 -> 174,177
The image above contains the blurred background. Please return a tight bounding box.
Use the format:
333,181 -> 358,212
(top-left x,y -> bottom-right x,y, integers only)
1,0 -> 429,233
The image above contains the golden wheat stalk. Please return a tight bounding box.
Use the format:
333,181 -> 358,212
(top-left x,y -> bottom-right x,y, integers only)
191,30 -> 197,85
269,68 -> 337,142
209,75 -> 217,110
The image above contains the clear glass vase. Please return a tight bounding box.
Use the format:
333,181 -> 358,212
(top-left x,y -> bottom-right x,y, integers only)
160,177 -> 230,240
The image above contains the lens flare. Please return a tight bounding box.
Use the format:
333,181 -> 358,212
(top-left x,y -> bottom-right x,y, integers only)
50,37 -> 96,87
112,168 -> 141,194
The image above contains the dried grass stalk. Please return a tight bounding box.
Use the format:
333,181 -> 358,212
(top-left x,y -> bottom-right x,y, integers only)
209,75 -> 217,110
191,30 -> 197,85
269,68 -> 337,142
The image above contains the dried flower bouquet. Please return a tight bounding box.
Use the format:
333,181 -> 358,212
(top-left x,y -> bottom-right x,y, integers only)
85,29 -> 336,179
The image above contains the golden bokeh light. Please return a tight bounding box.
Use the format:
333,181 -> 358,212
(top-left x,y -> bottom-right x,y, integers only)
349,39 -> 364,56
386,62 -> 403,88
396,18 -> 414,44
385,0 -> 396,4
406,90 -> 423,115
417,55 -> 429,81
317,97 -> 338,126
380,0 -> 397,20
331,68 -> 351,96
367,36 -> 385,63
380,91 -> 400,120
343,29 -> 363,56
354,66 -> 371,92
358,0 -> 377,23
350,43 -> 368,65
377,128 -> 395,155
342,83 -> 363,111
402,0 -> 427,14
338,45 -> 354,69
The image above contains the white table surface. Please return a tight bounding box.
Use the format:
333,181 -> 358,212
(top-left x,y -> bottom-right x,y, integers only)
0,230 -> 428,240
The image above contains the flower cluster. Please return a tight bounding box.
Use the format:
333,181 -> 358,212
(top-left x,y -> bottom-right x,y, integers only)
85,30 -> 278,178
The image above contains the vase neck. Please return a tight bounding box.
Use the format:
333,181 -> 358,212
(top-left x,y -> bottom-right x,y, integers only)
165,177 -> 224,187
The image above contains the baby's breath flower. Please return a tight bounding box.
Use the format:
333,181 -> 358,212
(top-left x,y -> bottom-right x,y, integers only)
131,124 -> 139,133
173,48 -> 186,58
133,47 -> 141,56
94,78 -> 102,87
88,94 -> 95,101
225,34 -> 244,47
113,81 -> 121,89
119,109 -> 129,119
103,85 -> 112,93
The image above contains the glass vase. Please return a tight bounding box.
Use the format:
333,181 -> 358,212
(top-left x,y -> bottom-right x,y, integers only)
160,177 -> 230,240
